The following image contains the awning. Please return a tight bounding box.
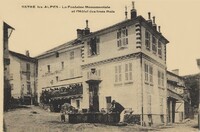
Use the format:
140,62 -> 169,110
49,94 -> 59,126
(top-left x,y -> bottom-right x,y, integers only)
51,94 -> 82,101
167,89 -> 183,101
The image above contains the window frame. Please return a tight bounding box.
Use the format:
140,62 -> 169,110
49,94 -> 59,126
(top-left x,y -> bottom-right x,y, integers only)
145,30 -> 151,51
125,63 -> 133,82
152,36 -> 157,54
149,65 -> 153,84
144,63 -> 149,82
47,65 -> 50,73
61,61 -> 64,70
87,37 -> 100,57
158,40 -> 162,58
158,70 -> 164,87
70,51 -> 74,60
115,65 -> 122,83
117,27 -> 128,48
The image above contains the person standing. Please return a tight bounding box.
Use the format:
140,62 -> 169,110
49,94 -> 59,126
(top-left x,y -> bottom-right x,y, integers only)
110,100 -> 125,123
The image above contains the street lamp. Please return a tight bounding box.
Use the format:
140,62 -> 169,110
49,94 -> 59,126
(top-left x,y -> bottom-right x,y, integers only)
196,58 -> 200,130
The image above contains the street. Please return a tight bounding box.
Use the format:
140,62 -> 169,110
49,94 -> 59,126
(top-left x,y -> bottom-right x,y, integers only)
4,106 -> 199,132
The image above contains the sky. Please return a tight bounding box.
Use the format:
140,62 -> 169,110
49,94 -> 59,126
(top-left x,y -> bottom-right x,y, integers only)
1,0 -> 200,76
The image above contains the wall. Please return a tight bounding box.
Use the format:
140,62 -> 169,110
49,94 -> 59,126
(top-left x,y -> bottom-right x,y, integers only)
142,57 -> 167,125
37,46 -> 83,102
82,56 -> 142,113
9,54 -> 36,99
83,23 -> 138,65
141,26 -> 166,66
9,55 -> 21,98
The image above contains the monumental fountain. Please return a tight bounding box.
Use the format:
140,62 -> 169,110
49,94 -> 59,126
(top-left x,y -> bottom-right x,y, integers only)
68,68 -> 120,124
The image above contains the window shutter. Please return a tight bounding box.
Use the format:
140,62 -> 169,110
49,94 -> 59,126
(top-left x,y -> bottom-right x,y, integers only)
87,41 -> 91,56
96,42 -> 100,54
126,29 -> 128,36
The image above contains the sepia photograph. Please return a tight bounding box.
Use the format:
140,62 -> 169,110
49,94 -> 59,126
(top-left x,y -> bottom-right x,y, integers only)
1,0 -> 200,131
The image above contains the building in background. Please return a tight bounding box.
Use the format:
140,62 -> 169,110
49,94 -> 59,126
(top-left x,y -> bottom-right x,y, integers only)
36,39 -> 83,111
167,70 -> 191,123
36,3 -> 170,126
9,50 -> 37,105
3,22 -> 14,111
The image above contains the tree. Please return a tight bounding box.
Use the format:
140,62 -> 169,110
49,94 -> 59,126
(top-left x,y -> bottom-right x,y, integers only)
184,74 -> 199,109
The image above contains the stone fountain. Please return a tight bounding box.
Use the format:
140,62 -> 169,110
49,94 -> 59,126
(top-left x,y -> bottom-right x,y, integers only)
68,68 -> 120,124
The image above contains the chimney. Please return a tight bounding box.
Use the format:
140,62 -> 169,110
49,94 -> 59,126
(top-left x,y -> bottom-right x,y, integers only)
152,16 -> 157,30
172,69 -> 179,76
77,29 -> 84,38
25,50 -> 30,57
158,26 -> 161,32
84,20 -> 90,35
130,1 -> 137,19
147,12 -> 152,26
125,6 -> 128,20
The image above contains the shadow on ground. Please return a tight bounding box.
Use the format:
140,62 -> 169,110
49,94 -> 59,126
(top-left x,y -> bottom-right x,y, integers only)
9,105 -> 31,110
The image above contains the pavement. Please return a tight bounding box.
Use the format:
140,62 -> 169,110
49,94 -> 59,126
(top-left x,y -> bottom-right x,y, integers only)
4,106 -> 199,132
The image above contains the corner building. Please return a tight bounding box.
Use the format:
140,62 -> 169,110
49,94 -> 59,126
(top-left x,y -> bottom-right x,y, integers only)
36,5 -> 169,125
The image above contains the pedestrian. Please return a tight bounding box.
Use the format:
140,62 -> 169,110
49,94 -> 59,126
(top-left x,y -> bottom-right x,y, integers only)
60,108 -> 66,122
60,103 -> 75,123
110,100 -> 125,123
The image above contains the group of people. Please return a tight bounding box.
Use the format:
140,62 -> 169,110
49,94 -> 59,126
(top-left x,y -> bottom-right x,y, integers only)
60,100 -> 127,124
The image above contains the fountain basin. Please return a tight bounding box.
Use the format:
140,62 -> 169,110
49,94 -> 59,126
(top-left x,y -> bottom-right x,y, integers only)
68,112 -> 120,124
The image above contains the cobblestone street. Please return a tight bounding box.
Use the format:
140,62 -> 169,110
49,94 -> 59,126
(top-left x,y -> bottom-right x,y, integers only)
4,106 -> 199,132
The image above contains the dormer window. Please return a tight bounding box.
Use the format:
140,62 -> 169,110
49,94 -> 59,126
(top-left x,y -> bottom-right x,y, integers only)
117,27 -> 128,48
87,37 -> 100,56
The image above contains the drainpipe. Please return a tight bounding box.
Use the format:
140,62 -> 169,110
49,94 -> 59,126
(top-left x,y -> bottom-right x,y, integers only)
140,52 -> 144,126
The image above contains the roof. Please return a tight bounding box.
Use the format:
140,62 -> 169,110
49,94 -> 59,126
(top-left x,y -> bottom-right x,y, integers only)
9,50 -> 37,63
35,15 -> 169,58
83,16 -> 169,44
167,89 -> 183,101
167,70 -> 184,80
35,38 -> 81,58
3,22 -> 15,30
